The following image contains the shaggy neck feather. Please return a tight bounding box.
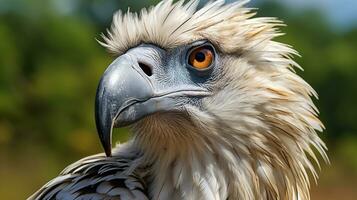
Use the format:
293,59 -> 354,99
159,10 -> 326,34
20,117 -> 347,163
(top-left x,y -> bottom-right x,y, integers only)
129,112 -> 302,200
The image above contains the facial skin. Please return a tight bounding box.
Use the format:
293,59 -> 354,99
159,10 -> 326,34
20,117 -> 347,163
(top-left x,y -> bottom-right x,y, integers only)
95,40 -> 222,156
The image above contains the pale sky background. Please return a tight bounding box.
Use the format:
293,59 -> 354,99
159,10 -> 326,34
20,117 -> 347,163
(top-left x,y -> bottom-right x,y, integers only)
253,0 -> 357,30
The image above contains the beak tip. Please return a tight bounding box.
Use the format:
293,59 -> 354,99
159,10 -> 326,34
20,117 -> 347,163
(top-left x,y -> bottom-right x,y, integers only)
104,148 -> 112,157
97,125 -> 113,157
98,131 -> 113,157
95,83 -> 115,157
95,109 -> 114,157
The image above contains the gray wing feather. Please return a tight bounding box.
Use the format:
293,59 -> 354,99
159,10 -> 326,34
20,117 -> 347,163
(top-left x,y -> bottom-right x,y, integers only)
28,154 -> 148,200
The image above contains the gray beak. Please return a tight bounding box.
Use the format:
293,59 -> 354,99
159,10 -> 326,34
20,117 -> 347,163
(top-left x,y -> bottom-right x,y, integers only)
95,47 -> 211,157
95,55 -> 154,156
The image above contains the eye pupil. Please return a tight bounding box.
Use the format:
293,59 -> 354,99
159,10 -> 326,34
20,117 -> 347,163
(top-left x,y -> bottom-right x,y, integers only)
188,45 -> 215,70
195,52 -> 206,62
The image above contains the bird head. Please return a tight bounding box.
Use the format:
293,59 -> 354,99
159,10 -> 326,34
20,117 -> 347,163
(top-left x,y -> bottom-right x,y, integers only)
95,1 -> 327,193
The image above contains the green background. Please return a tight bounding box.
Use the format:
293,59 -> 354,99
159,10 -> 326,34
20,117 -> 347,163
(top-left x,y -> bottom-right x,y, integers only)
0,0 -> 356,199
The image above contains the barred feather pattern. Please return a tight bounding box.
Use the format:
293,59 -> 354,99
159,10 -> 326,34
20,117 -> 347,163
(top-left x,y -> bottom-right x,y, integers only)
30,0 -> 327,200
28,144 -> 149,200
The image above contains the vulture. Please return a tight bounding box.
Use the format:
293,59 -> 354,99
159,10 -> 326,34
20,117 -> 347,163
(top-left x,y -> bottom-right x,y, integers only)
29,0 -> 328,199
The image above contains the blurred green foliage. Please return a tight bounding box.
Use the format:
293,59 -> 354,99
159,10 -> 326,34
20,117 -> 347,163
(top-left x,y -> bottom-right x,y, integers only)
0,0 -> 356,199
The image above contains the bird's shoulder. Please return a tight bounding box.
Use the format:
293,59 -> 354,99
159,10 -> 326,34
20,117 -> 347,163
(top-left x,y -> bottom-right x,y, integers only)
28,152 -> 149,200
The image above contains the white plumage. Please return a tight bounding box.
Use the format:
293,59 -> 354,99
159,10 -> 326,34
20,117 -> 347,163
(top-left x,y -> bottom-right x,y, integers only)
29,0 -> 328,199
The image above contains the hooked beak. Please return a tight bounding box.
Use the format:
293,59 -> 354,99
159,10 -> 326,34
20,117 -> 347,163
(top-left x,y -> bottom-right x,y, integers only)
95,55 -> 154,156
95,53 -> 210,157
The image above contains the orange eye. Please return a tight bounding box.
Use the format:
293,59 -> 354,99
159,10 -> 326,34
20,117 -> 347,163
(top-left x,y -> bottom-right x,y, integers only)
188,46 -> 214,70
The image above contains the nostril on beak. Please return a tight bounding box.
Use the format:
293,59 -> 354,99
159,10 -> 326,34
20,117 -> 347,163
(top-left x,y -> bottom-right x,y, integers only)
138,62 -> 153,77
